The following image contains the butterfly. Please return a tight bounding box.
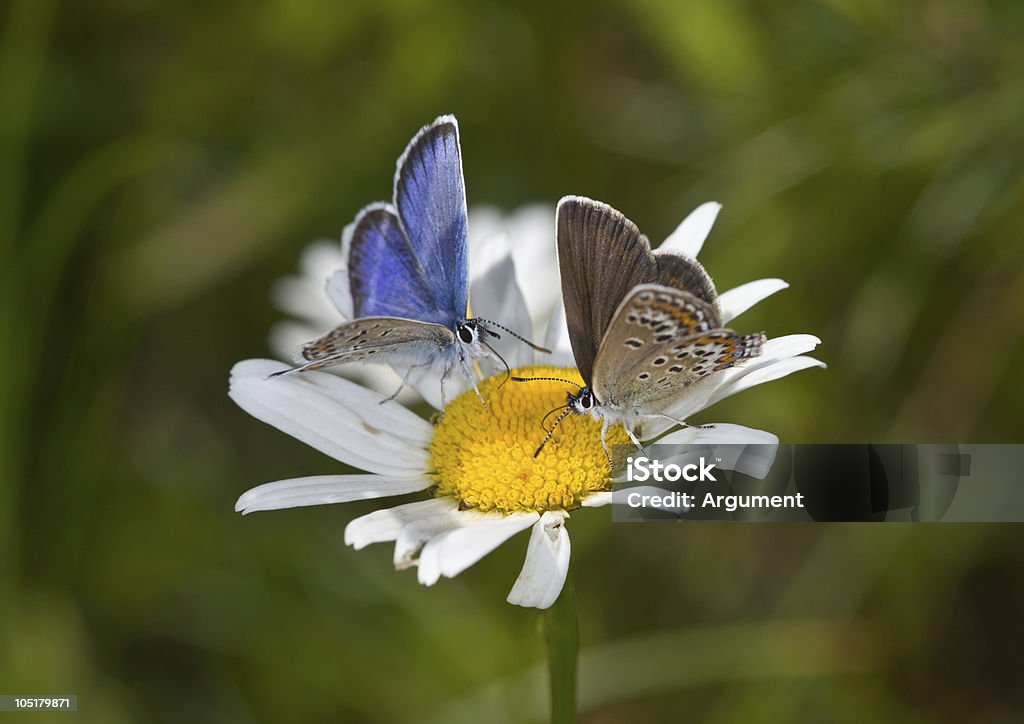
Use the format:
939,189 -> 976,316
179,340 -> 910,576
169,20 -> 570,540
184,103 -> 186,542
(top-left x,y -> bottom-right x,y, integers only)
522,196 -> 765,459
273,115 -> 547,405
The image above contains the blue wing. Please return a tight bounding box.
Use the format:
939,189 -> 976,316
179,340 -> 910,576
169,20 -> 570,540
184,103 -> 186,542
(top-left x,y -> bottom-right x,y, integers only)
392,115 -> 468,325
346,203 -> 453,324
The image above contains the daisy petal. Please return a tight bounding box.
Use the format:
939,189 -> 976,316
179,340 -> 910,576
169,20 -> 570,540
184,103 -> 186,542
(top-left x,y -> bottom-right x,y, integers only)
656,424 -> 779,479
659,202 -> 722,257
417,511 -> 539,585
268,320 -> 322,365
507,511 -> 571,609
229,359 -> 432,476
542,303 -> 576,368
708,356 -> 825,406
759,333 -> 822,361
468,204 -> 559,327
470,248 -> 535,369
581,491 -> 613,508
270,240 -> 344,324
656,423 -> 778,447
235,474 -> 431,514
345,498 -> 458,550
718,279 -> 789,324
394,506 -> 488,572
325,268 -> 353,320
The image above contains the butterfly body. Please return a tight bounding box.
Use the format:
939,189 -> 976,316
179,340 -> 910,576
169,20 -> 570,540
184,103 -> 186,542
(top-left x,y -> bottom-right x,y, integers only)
550,197 -> 765,458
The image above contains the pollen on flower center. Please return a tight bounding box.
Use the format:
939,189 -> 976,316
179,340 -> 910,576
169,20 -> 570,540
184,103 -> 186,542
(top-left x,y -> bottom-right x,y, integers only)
428,365 -> 630,514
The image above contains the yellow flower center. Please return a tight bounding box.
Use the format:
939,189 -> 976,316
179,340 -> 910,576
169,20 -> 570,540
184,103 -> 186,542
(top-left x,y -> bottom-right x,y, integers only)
429,365 -> 630,514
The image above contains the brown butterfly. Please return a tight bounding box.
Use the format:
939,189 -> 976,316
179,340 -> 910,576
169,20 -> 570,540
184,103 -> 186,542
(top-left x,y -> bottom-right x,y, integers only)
522,196 -> 764,459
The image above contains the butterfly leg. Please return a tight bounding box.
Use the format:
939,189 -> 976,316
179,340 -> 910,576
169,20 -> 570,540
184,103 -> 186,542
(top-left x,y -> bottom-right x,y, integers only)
625,426 -> 645,453
379,361 -> 432,405
657,414 -> 715,434
599,419 -> 612,466
599,420 -> 645,467
437,364 -> 452,417
458,352 -> 487,410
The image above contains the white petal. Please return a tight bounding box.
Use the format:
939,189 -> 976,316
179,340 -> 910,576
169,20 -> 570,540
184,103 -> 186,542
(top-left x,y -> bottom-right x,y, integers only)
235,474 -> 431,514
505,207 -> 560,330
658,202 -> 722,257
718,279 -> 789,324
229,359 -> 432,476
507,511 -> 571,609
656,423 -> 778,447
270,276 -> 331,328
469,248 -> 536,369
466,205 -> 506,252
271,240 -> 344,326
581,491 -> 613,508
707,356 -> 826,406
542,303 -> 577,368
393,504 -> 477,571
759,333 -> 822,361
655,424 -> 779,479
417,511 -> 539,585
299,239 -> 344,278
267,320 -> 324,365
467,222 -> 511,278
470,204 -> 560,333
344,498 -> 457,550
325,268 -> 353,320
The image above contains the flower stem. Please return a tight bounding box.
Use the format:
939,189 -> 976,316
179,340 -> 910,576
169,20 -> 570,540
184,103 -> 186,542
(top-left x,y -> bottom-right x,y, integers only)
542,578 -> 578,723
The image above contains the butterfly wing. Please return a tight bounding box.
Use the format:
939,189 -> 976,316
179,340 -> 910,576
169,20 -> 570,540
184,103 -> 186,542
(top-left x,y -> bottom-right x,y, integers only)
557,197 -> 724,383
291,317 -> 456,372
556,197 -> 657,384
651,252 -> 719,309
591,284 -> 764,411
346,204 -> 451,324
392,114 -> 468,325
346,116 -> 469,327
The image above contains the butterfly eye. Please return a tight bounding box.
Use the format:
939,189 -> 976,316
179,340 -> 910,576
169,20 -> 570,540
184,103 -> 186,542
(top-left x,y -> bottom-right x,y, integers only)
579,391 -> 594,410
457,324 -> 476,344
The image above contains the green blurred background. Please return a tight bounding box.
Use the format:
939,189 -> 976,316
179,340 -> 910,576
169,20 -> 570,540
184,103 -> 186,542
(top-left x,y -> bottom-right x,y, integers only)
2,0 -> 1023,721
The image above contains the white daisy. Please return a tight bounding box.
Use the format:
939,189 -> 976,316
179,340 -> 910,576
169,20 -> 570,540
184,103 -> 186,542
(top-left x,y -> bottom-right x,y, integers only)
268,205 -> 559,404
232,202 -> 823,609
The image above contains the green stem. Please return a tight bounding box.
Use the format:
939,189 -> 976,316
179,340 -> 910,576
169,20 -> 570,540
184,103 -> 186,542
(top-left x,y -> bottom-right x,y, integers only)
542,578 -> 578,723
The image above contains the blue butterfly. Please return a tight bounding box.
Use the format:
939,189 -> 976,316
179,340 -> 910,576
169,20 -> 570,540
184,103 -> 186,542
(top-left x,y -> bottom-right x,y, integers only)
275,115 -> 547,404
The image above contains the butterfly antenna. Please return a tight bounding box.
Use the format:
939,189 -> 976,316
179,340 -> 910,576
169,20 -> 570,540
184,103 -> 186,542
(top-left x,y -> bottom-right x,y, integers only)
541,404 -> 569,433
511,375 -> 582,389
480,337 -> 512,390
477,318 -> 551,353
533,407 -> 573,459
